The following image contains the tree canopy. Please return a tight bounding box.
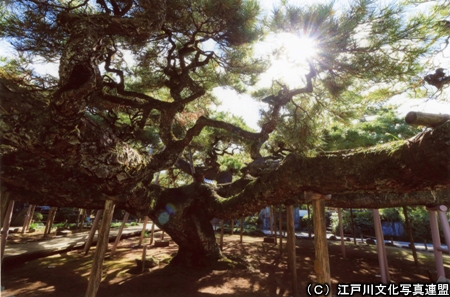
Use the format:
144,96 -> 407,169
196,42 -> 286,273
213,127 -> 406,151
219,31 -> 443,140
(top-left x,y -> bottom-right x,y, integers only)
1,0 -> 449,266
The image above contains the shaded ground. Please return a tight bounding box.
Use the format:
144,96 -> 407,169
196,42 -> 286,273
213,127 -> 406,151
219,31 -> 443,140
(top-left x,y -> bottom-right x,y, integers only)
2,232 -> 450,297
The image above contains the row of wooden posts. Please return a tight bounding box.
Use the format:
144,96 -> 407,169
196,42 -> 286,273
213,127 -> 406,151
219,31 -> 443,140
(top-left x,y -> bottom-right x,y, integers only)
2,193 -> 450,297
0,195 -> 160,297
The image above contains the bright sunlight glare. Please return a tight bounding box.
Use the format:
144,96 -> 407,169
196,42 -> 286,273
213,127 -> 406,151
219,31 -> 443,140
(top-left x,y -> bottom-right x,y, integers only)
257,32 -> 319,89
281,32 -> 318,60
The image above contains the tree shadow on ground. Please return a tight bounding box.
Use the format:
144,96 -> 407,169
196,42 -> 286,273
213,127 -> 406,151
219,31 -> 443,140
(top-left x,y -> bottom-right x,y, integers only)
3,235 -> 450,297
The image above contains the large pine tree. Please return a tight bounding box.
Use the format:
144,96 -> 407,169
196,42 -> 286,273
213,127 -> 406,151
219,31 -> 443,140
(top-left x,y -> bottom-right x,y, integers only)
1,0 -> 449,266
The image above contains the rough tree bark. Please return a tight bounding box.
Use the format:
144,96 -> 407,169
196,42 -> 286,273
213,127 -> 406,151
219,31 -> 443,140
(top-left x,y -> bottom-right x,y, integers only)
3,122 -> 450,265
1,0 -> 449,268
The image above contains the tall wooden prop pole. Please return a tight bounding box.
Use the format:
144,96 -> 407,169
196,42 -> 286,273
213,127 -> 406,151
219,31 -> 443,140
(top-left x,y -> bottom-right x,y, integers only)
306,192 -> 331,291
79,209 -> 86,231
279,208 -> 283,255
111,212 -> 130,256
427,207 -> 445,279
149,220 -> 155,245
287,205 -> 299,297
307,204 -> 312,239
1,197 -> 14,262
373,209 -> 390,284
26,205 -> 36,232
84,210 -> 104,255
148,172 -> 160,246
402,206 -> 418,267
85,200 -> 115,297
47,207 -> 58,235
220,220 -> 224,251
44,207 -> 57,237
231,219 -> 234,235
350,208 -> 357,245
141,244 -> 148,273
21,205 -> 33,234
287,208 -> 293,270
75,209 -> 81,228
240,217 -> 244,243
338,208 -> 346,259
0,190 -> 10,226
269,206 -> 273,236
436,205 -> 450,254
138,216 -> 148,247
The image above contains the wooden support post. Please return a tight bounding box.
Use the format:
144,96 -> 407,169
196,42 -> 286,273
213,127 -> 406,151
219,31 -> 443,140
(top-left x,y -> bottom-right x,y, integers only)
79,209 -> 86,231
1,197 -> 14,262
26,205 -> 36,231
220,220 -> 224,251
1,190 -> 10,226
230,219 -> 234,235
75,208 -> 82,228
350,208 -> 357,245
307,204 -> 312,239
306,192 -> 331,290
402,206 -> 418,267
270,206 -> 274,236
84,210 -> 104,255
436,205 -> 450,255
47,207 -> 57,235
141,244 -> 148,273
111,212 -> 130,256
43,209 -> 52,236
279,208 -> 283,255
149,220 -> 155,245
427,207 -> 446,279
338,208 -> 346,259
44,207 -> 57,237
287,207 -> 293,270
161,230 -> 165,240
373,209 -> 390,284
21,205 -> 33,234
287,205 -> 299,296
240,217 -> 244,243
138,216 -> 148,247
85,200 -> 115,297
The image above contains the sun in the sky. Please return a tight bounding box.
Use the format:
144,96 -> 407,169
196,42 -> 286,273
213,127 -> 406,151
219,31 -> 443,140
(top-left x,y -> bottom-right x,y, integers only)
280,32 -> 318,60
258,32 -> 319,88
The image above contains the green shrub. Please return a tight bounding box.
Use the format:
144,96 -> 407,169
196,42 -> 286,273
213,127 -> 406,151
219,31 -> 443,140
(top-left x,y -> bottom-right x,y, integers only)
330,209 -> 375,236
33,212 -> 43,222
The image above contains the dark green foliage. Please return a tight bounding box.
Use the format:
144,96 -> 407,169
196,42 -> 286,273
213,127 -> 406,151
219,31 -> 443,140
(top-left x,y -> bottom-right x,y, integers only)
331,209 -> 375,237
320,107 -> 422,151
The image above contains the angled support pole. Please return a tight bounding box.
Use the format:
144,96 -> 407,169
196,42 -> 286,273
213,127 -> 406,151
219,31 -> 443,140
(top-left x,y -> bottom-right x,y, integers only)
25,205 -> 36,232
338,208 -> 346,259
220,220 -> 224,251
373,209 -> 390,284
240,217 -> 244,243
138,216 -> 148,247
111,212 -> 130,256
1,195 -> 14,263
270,206 -> 274,236
287,205 -> 299,297
402,206 -> 418,267
306,191 -> 331,292
84,210 -> 104,255
427,205 -> 447,279
21,205 -> 33,234
435,205 -> 450,255
85,200 -> 115,297
149,219 -> 155,245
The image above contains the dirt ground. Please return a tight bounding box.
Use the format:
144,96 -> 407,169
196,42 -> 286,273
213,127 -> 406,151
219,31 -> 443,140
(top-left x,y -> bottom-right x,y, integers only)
2,232 -> 450,297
